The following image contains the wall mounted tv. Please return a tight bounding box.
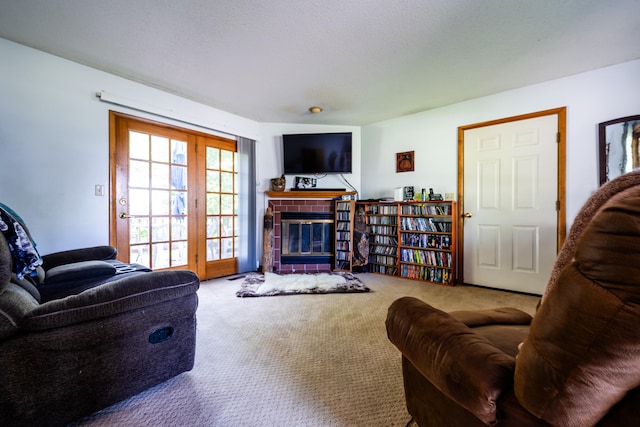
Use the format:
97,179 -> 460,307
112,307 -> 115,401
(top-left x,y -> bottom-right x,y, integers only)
282,132 -> 353,174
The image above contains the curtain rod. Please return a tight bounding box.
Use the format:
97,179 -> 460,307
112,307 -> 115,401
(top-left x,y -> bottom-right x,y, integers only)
96,90 -> 258,141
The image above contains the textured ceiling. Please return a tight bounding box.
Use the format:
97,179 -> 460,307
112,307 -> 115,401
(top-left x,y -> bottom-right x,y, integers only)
1,0 -> 639,125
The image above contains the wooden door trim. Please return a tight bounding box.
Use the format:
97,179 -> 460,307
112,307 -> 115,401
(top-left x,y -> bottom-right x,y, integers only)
456,107 -> 567,285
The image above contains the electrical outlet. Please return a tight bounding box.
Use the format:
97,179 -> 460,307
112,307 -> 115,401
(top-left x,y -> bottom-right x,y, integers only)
95,184 -> 105,197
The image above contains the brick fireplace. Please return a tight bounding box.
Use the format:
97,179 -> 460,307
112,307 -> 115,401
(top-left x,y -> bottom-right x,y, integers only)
268,198 -> 335,273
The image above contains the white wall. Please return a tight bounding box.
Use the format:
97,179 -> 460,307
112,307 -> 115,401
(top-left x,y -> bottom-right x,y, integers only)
0,39 -> 259,254
361,59 -> 640,229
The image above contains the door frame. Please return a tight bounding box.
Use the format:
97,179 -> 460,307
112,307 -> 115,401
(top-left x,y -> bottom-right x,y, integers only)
456,107 -> 567,285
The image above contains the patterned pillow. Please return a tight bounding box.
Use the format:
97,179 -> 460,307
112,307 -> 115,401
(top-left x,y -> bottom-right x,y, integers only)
0,205 -> 42,280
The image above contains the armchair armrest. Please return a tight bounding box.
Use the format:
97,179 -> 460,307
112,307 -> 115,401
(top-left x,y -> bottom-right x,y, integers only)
450,307 -> 532,327
386,297 -> 516,425
41,246 -> 118,270
21,270 -> 199,331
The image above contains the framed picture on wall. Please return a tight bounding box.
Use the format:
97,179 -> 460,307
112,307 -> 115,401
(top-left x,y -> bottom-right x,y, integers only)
599,115 -> 640,185
396,151 -> 414,173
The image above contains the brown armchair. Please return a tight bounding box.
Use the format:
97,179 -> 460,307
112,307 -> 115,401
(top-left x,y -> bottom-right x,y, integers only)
386,171 -> 640,426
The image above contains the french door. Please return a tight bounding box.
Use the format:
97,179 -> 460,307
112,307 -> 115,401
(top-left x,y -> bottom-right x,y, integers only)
110,111 -> 238,279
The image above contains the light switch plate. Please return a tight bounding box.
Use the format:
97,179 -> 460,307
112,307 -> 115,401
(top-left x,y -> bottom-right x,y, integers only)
95,184 -> 105,196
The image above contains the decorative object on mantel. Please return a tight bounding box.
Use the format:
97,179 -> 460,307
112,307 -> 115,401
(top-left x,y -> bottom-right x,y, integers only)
236,271 -> 369,297
396,150 -> 414,172
295,176 -> 317,189
428,188 -> 443,201
262,207 -> 274,273
394,186 -> 414,201
599,115 -> 640,185
270,174 -> 286,192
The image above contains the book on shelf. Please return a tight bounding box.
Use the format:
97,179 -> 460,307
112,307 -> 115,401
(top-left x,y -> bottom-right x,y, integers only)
400,217 -> 451,232
400,248 -> 452,267
400,233 -> 452,249
400,265 -> 452,284
400,203 -> 452,216
372,235 -> 398,245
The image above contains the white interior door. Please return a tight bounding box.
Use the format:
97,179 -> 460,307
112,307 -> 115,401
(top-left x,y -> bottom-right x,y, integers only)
463,114 -> 558,294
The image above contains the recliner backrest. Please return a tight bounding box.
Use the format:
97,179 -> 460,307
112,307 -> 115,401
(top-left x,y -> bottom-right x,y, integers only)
515,184 -> 640,427
542,170 -> 640,303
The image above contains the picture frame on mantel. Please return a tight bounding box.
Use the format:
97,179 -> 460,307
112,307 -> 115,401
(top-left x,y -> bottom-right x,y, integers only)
599,115 -> 640,185
396,151 -> 414,173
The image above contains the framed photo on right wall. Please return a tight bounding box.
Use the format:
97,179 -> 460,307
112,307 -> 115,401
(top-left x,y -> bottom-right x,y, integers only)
599,115 -> 640,185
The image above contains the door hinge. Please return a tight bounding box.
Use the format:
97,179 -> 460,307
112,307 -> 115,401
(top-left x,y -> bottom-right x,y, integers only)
195,198 -> 198,209
556,132 -> 560,143
196,254 -> 198,264
556,200 -> 560,211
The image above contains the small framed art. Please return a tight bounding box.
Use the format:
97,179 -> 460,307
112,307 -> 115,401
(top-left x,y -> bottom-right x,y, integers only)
396,151 -> 414,173
294,176 -> 317,188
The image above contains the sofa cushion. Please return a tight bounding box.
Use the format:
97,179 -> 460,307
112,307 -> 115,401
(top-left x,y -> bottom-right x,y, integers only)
44,260 -> 117,286
515,189 -> 640,427
22,270 -> 199,331
41,245 -> 118,270
38,261 -> 152,302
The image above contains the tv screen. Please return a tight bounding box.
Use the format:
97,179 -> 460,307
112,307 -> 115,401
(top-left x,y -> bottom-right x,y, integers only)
282,132 -> 352,174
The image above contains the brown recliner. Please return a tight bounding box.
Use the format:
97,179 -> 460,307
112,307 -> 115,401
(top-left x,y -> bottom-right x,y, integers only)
0,204 -> 200,427
386,171 -> 640,427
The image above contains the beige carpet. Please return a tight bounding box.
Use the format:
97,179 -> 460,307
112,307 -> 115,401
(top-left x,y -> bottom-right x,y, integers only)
71,273 -> 539,427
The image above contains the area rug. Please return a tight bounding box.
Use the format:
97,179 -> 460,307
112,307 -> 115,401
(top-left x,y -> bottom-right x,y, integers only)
236,271 -> 369,297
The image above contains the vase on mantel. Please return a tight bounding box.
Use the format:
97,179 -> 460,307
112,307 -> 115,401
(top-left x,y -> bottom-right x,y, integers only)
270,175 -> 286,192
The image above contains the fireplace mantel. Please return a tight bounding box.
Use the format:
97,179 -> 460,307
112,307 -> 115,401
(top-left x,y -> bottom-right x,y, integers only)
265,190 -> 356,199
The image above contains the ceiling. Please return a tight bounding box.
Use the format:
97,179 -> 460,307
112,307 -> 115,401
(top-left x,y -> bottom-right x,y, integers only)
1,0 -> 639,126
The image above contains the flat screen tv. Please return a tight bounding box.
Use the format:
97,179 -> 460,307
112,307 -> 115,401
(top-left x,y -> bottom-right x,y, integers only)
282,132 -> 352,174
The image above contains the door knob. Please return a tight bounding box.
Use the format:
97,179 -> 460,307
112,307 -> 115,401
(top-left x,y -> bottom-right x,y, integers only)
119,212 -> 131,219
462,212 -> 473,218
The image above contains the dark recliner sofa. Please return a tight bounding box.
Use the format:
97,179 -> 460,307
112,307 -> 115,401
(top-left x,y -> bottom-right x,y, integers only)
0,204 -> 199,426
386,171 -> 640,426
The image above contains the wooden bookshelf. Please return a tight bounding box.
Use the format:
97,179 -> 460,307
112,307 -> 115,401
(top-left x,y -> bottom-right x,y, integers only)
398,201 -> 457,285
334,200 -> 355,271
361,202 -> 399,276
351,200 -> 457,285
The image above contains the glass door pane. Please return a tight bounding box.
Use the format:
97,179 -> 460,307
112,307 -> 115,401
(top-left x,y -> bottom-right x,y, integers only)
128,131 -> 189,269
205,146 -> 238,262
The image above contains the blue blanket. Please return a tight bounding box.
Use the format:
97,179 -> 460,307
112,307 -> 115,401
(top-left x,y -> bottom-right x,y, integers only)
0,204 -> 42,280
